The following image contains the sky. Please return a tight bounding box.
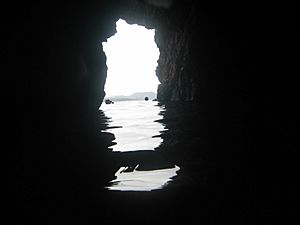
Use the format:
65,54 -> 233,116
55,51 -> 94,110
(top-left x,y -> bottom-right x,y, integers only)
102,19 -> 160,97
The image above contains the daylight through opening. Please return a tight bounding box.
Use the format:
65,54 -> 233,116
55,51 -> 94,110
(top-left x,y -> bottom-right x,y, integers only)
102,19 -> 160,99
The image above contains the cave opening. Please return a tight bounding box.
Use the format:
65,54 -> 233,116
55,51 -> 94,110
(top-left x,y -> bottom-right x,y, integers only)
102,18 -> 160,99
99,19 -> 179,191
100,18 -> 164,152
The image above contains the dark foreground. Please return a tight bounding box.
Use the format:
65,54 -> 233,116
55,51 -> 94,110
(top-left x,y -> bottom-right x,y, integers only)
16,101 -> 297,225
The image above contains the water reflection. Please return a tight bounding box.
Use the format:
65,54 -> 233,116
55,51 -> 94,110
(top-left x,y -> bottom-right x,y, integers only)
106,165 -> 180,191
100,101 -> 166,152
100,100 -> 179,191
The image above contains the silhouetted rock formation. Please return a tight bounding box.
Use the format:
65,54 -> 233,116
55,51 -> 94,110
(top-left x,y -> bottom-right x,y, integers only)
105,99 -> 114,104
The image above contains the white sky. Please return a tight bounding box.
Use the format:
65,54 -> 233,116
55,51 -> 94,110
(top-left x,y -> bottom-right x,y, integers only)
102,19 -> 160,97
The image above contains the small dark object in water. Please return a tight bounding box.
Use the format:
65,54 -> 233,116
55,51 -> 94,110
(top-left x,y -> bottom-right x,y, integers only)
144,97 -> 149,101
105,99 -> 114,104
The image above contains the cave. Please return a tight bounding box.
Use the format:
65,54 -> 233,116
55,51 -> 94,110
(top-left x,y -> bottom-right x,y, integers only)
16,1 -> 298,224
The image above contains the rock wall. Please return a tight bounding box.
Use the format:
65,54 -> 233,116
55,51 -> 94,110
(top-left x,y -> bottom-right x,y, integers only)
155,2 -> 196,101
17,2 -> 118,136
119,0 -> 197,101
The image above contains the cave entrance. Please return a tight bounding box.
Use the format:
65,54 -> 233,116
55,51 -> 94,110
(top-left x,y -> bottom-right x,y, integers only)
100,19 -> 179,191
102,19 -> 160,99
100,18 -> 164,152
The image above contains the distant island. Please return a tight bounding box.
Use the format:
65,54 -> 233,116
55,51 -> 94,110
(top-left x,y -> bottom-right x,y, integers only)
105,92 -> 156,102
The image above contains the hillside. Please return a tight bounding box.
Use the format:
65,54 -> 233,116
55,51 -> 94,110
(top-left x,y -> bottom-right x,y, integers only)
105,92 -> 156,102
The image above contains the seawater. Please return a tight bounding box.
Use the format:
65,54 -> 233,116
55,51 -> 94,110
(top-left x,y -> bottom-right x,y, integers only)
100,100 -> 180,191
100,100 -> 166,152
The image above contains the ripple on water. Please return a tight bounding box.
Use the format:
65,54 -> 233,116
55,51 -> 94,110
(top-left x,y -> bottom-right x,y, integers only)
100,100 -> 179,191
106,165 -> 180,191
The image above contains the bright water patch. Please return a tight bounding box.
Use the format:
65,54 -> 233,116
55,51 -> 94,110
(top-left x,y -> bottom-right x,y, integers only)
106,165 -> 180,191
100,100 -> 166,152
100,100 -> 179,191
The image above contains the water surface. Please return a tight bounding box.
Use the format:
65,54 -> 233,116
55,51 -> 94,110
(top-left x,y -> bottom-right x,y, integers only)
100,100 -> 179,191
100,101 -> 166,152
